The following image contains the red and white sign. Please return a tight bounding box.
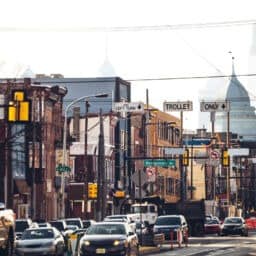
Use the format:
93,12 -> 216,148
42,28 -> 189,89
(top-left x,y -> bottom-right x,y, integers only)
146,167 -> 156,182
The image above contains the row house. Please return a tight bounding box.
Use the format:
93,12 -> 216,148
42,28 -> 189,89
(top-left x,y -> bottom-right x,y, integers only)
129,105 -> 182,206
65,111 -> 117,219
0,78 -> 66,220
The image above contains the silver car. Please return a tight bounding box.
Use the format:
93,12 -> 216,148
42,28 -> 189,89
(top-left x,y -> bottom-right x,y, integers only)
15,227 -> 65,256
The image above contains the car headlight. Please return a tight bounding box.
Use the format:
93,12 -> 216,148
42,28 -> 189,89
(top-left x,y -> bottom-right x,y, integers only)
113,240 -> 128,247
83,240 -> 90,246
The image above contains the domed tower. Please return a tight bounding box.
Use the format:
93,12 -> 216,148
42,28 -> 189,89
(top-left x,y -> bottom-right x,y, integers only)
215,58 -> 256,141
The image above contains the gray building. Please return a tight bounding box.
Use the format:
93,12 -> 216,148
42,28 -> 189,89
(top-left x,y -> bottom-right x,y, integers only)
33,76 -> 132,203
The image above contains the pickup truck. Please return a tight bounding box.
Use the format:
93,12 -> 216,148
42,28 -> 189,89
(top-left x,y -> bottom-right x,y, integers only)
0,203 -> 15,255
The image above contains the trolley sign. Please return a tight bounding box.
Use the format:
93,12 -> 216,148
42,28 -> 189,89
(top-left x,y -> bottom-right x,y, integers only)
163,101 -> 193,112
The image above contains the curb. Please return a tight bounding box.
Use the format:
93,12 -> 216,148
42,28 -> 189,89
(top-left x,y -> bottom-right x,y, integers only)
139,245 -> 170,255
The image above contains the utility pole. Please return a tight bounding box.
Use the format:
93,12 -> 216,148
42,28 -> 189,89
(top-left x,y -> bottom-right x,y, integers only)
31,92 -> 36,219
96,109 -> 106,221
84,101 -> 89,219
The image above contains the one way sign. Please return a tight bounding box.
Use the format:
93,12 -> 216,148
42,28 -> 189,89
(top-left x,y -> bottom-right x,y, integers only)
200,101 -> 230,112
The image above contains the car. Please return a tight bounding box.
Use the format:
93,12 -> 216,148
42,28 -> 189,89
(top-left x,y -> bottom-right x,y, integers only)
38,222 -> 52,228
104,215 -> 136,232
78,221 -> 139,256
135,221 -> 148,236
82,219 -> 96,229
15,218 -> 33,240
204,218 -> 221,235
49,220 -> 67,233
221,216 -> 249,236
15,227 -> 65,256
65,218 -> 83,229
49,220 -> 70,249
153,215 -> 188,243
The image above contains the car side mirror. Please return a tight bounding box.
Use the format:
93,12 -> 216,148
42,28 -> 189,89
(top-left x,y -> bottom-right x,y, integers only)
128,231 -> 134,236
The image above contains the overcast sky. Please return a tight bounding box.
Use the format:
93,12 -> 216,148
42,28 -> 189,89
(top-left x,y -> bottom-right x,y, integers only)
0,0 -> 256,130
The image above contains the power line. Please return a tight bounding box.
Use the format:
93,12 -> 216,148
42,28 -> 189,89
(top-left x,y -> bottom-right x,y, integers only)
0,19 -> 256,32
127,73 -> 256,82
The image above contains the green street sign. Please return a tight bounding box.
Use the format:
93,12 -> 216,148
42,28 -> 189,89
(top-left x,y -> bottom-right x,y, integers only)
144,159 -> 176,167
56,164 -> 71,173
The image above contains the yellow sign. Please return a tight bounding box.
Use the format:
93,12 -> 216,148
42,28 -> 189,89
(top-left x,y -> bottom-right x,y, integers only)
114,190 -> 125,198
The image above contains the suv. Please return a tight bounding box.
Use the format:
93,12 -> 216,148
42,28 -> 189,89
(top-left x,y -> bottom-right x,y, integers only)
15,219 -> 33,240
153,215 -> 188,242
221,217 -> 248,236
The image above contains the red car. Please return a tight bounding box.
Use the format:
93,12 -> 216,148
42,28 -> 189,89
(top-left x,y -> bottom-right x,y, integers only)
204,218 -> 221,235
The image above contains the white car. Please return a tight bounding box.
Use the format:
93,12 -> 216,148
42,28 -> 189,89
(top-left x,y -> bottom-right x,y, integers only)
104,215 -> 136,232
15,227 -> 65,256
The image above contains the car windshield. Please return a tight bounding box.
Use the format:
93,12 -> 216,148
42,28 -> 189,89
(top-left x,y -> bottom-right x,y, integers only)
87,224 -> 126,235
66,220 -> 82,228
224,218 -> 242,224
22,229 -> 54,240
50,222 -> 64,231
15,222 -> 30,232
155,217 -> 181,225
205,219 -> 219,224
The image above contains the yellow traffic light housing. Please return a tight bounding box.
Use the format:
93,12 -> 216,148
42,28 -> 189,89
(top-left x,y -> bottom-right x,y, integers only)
88,183 -> 98,199
8,90 -> 30,122
182,148 -> 189,166
222,149 -> 229,167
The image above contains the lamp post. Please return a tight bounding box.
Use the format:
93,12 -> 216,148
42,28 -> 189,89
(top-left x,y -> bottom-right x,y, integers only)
60,92 -> 109,218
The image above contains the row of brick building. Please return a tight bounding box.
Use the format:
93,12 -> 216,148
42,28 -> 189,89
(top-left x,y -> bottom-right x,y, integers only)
1,76 -> 255,221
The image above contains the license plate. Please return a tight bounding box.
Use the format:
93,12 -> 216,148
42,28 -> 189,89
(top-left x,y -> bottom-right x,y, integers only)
96,248 -> 106,254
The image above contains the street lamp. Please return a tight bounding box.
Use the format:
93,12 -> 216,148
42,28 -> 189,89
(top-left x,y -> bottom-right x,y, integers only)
60,92 -> 109,218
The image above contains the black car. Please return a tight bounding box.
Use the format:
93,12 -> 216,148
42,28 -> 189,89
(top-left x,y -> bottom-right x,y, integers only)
221,217 -> 248,236
78,222 -> 139,256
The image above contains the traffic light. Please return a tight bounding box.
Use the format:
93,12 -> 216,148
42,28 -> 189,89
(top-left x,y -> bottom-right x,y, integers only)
222,149 -> 229,167
8,90 -> 30,122
182,148 -> 189,166
88,183 -> 98,199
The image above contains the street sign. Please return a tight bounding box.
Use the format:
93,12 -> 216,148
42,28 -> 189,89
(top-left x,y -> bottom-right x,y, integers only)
163,101 -> 193,112
164,147 -> 185,155
200,101 -> 230,112
112,102 -> 144,112
56,164 -> 71,173
208,149 -> 221,166
144,159 -> 176,167
228,148 -> 249,156
131,170 -> 148,186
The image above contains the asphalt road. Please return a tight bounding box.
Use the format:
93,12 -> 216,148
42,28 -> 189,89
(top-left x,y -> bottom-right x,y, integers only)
141,231 -> 256,256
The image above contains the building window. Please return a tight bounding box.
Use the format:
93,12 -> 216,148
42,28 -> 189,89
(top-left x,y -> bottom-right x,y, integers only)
166,177 -> 174,194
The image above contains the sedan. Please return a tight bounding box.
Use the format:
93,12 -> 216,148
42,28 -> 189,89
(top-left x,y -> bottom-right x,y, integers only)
78,222 -> 139,256
15,227 -> 65,256
221,216 -> 249,236
204,218 -> 221,235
